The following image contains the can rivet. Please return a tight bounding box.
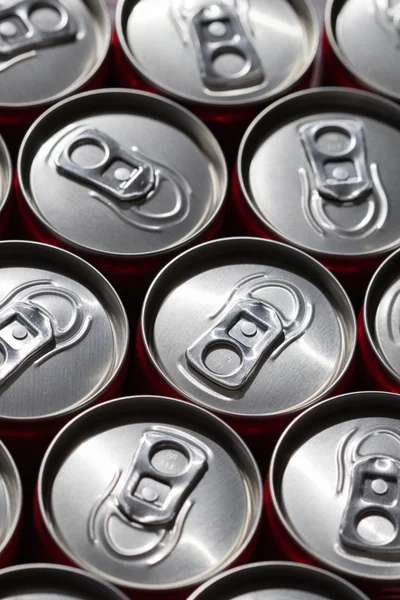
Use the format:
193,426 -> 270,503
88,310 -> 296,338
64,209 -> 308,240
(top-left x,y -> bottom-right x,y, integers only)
141,486 -> 159,503
12,325 -> 28,341
0,21 -> 18,38
371,478 -> 389,495
204,5 -> 223,19
114,167 -> 131,182
332,166 -> 349,181
376,458 -> 391,471
240,320 -> 257,337
208,21 -> 227,37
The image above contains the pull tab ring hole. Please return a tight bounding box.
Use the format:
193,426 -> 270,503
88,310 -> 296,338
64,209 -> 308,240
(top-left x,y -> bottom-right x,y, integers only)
29,3 -> 65,33
211,48 -> 250,79
150,442 -> 190,477
356,511 -> 397,546
314,126 -> 354,157
69,138 -> 109,170
203,342 -> 243,377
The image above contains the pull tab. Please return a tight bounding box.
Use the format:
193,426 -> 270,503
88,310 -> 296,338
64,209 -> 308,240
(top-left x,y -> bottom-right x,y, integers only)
299,119 -> 372,202
0,0 -> 77,58
0,301 -> 54,385
340,456 -> 400,556
55,128 -> 156,203
191,3 -> 264,91
186,298 -> 284,389
117,430 -> 208,527
374,0 -> 400,33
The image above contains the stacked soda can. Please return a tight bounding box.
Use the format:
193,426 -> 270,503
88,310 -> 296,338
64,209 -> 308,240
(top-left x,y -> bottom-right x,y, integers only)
3,1 -> 400,600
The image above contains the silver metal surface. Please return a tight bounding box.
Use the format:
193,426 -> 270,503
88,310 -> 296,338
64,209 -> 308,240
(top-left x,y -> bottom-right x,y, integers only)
142,238 -> 356,418
328,0 -> 400,101
38,396 -> 262,591
364,248 -> 400,383
0,0 -> 110,107
271,391 -> 400,580
117,0 -> 319,107
186,562 -> 370,599
0,241 -> 128,420
239,88 -> 400,259
0,135 -> 11,214
0,564 -> 132,600
0,441 -> 22,558
19,90 -> 226,257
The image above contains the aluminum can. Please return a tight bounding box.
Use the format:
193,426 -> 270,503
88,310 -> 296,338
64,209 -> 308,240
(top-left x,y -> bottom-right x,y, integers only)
16,88 -> 227,297
137,237 -> 356,451
35,395 -> 262,599
114,0 -> 320,162
266,391 -> 400,600
233,87 -> 400,304
358,248 -> 400,393
324,0 -> 400,97
187,561 -> 370,600
0,564 -> 131,600
0,135 -> 12,238
0,240 -> 129,480
0,0 -> 111,153
0,441 -> 22,567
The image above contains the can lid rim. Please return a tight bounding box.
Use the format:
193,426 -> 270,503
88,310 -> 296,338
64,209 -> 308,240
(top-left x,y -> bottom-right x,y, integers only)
115,0 -> 320,109
37,394 -> 264,593
140,236 -> 357,420
268,390 -> 400,582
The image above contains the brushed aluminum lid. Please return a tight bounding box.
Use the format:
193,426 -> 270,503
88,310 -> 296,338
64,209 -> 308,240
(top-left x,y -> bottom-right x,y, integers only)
18,89 -> 226,258
271,391 -> 400,580
186,562 -> 370,600
0,241 -> 128,420
328,0 -> 400,101
141,237 -> 356,419
239,88 -> 400,260
117,0 -> 319,107
38,396 -> 262,592
0,0 -> 110,108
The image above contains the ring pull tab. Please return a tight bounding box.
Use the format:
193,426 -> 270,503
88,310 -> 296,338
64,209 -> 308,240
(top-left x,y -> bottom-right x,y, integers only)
0,0 -> 77,58
186,298 -> 284,389
117,430 -> 208,527
55,128 -> 156,203
190,3 -> 264,91
299,119 -> 372,203
373,0 -> 400,35
0,301 -> 54,385
340,456 -> 400,556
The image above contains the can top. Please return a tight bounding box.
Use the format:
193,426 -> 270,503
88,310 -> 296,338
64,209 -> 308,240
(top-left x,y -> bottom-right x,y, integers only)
187,562 -> 370,600
0,441 -> 22,556
0,241 -> 128,421
239,88 -> 400,261
0,135 -> 11,212
141,237 -> 356,420
19,89 -> 227,258
0,564 -> 130,600
117,0 -> 319,108
363,247 -> 400,383
38,395 -> 262,592
270,391 -> 400,581
0,0 -> 110,108
327,0 -> 400,101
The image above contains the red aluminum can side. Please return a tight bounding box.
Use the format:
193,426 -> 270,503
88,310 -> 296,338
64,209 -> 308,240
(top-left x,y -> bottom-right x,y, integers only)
265,391 -> 400,600
34,396 -> 262,599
